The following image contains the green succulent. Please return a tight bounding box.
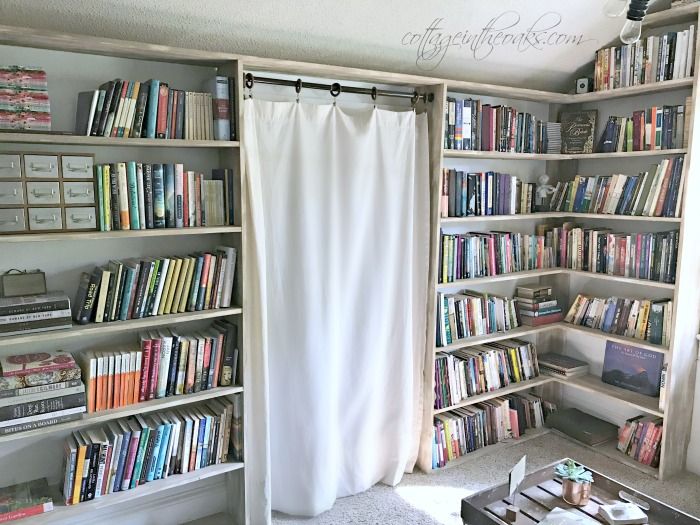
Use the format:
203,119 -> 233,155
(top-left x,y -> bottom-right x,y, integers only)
554,459 -> 594,483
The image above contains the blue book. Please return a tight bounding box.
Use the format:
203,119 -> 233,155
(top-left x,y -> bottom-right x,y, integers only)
144,80 -> 160,139
601,298 -> 619,332
112,424 -> 131,492
152,164 -> 165,228
207,336 -> 217,389
455,99 -> 462,150
146,422 -> 164,482
602,341 -> 664,396
118,264 -> 137,320
200,413 -> 212,468
126,161 -> 141,230
154,418 -> 172,479
188,255 -> 204,311
195,412 -> 207,469
164,164 -> 175,228
96,165 -> 105,231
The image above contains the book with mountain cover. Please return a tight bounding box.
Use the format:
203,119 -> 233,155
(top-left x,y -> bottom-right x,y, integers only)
602,341 -> 664,397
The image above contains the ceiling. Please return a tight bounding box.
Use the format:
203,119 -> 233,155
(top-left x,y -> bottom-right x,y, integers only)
0,0 -> 674,92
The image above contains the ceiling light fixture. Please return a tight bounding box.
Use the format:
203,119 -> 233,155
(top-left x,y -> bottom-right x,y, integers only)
603,0 -> 652,44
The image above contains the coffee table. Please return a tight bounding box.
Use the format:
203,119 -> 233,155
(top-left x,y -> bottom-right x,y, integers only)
461,459 -> 700,524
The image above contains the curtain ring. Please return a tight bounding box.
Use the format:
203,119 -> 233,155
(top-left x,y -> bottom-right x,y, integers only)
371,86 -> 377,109
410,91 -> 418,112
244,72 -> 254,99
330,82 -> 341,106
295,78 -> 302,103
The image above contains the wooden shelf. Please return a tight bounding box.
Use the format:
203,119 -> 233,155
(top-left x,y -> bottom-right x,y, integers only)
562,323 -> 670,353
644,4 -> 699,30
565,270 -> 676,290
0,226 -> 242,243
440,213 -> 682,224
551,374 -> 664,417
434,376 -> 553,415
0,307 -> 242,348
22,462 -> 245,525
443,149 -> 687,160
0,132 -> 239,148
569,78 -> 694,103
436,324 -> 560,353
0,385 -> 243,444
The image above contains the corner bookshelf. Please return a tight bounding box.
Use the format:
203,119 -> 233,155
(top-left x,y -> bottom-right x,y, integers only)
419,5 -> 700,481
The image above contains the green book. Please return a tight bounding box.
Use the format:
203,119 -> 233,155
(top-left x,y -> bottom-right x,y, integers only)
96,165 -> 104,231
626,118 -> 633,152
0,478 -> 53,519
126,161 -> 140,230
130,416 -> 151,489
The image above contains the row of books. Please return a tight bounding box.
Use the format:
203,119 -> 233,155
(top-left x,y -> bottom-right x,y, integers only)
546,157 -> 685,218
438,225 -> 678,284
434,339 -> 540,410
444,97 -> 554,153
432,393 -> 551,468
594,28 -> 695,91
0,66 -> 51,131
564,294 -> 672,345
616,415 -> 663,467
436,291 -> 519,347
61,395 -> 242,505
597,105 -> 687,152
79,322 -> 238,414
440,169 -> 537,217
0,350 -> 86,436
0,292 -> 72,337
95,162 -> 235,231
516,286 -> 563,327
75,76 -> 236,141
72,248 -> 237,325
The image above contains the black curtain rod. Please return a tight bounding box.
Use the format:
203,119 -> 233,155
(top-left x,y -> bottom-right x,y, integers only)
244,73 -> 433,104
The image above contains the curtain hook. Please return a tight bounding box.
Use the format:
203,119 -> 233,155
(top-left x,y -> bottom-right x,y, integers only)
295,78 -> 302,103
371,86 -> 377,109
411,91 -> 418,112
330,82 -> 341,106
245,72 -> 254,99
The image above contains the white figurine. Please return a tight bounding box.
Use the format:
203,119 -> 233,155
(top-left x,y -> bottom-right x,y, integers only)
536,174 -> 556,209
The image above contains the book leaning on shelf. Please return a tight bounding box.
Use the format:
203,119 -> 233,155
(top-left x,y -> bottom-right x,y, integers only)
0,292 -> 72,337
61,394 -> 243,505
0,350 -> 86,435
72,246 -> 237,325
564,293 -> 672,346
75,75 -> 236,141
434,339 -> 540,410
95,162 -> 235,231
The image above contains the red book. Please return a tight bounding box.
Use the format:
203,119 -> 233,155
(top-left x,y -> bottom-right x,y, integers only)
0,350 -> 77,377
0,502 -> 53,523
519,312 -> 563,326
212,332 -> 224,388
156,84 -> 169,138
653,160 -> 674,216
138,336 -> 152,402
202,337 -> 212,389
121,431 -> 141,490
148,336 -> 161,400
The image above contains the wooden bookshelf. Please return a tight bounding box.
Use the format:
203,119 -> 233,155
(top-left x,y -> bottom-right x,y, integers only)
0,226 -> 241,243
567,77 -> 694,103
0,132 -> 239,148
435,323 -> 560,353
644,3 -> 699,30
442,148 -> 687,160
440,213 -> 682,224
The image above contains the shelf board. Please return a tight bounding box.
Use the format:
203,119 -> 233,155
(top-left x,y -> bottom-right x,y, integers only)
0,132 -> 239,148
23,462 -> 245,525
569,77 -> 694,103
644,4 -> 699,30
0,385 -> 243,444
435,323 -> 560,353
433,427 -> 551,470
434,376 -> 553,415
440,213 -> 681,224
0,307 -> 242,348
562,323 -> 670,353
442,149 -> 687,160
575,148 -> 688,159
0,226 -> 242,243
565,270 -> 676,290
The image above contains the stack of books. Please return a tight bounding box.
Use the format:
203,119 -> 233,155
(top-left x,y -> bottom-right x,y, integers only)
434,339 -> 540,409
61,394 -> 243,505
516,285 -> 563,326
564,293 -> 673,345
538,353 -> 589,378
72,247 -> 237,325
0,292 -> 72,338
95,162 -> 235,231
75,76 -> 236,141
0,350 -> 86,435
597,105 -> 687,152
617,415 -> 663,467
546,156 -> 685,218
78,322 -> 238,413
545,122 -> 561,154
0,66 -> 51,131
594,26 -> 695,91
439,169 -> 537,217
436,290 -> 519,347
432,392 -> 546,468
0,478 -> 53,522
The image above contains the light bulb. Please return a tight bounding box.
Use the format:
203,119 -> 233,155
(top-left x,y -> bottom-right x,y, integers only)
620,18 -> 643,44
604,0 -> 629,17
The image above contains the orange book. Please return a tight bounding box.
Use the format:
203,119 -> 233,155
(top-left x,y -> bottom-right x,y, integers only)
132,350 -> 142,405
95,355 -> 105,412
106,353 -> 114,409
82,353 -> 97,413
122,351 -> 131,406
113,352 -> 122,409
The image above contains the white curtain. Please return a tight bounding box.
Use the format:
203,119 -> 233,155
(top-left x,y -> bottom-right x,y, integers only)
243,98 -> 430,518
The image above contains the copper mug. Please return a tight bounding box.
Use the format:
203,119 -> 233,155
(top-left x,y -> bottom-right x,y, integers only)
562,478 -> 591,506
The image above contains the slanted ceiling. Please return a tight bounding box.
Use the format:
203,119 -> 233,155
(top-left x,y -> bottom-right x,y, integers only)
0,0 -> 675,91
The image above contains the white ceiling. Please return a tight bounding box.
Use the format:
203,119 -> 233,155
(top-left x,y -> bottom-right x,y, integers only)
0,0 -> 674,92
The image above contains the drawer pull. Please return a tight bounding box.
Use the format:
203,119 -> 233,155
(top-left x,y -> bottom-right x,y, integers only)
33,214 -> 58,224
29,162 -> 55,172
0,215 -> 19,225
31,188 -> 56,198
0,189 -> 18,197
70,213 -> 94,223
65,163 -> 90,173
0,162 -> 16,169
68,188 -> 91,197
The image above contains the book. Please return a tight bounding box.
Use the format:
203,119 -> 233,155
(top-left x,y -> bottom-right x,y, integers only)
560,110 -> 597,154
545,407 -> 618,446
602,341 -> 664,397
538,353 -> 589,377
0,349 -> 77,378
0,478 -> 53,522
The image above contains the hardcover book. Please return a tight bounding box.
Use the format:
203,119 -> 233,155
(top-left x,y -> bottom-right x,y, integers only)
0,350 -> 77,378
560,110 -> 597,154
0,478 -> 53,522
602,341 -> 664,396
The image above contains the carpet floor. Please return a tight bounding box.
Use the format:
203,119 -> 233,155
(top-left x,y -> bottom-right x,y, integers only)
271,432 -> 700,524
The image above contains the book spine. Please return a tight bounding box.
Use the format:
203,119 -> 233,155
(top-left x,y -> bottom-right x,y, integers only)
175,163 -> 184,228
126,161 -> 140,230
0,379 -> 82,400
144,80 -> 159,138
156,84 -> 169,138
0,299 -> 70,317
0,503 -> 53,523
0,410 -> 82,435
116,162 -> 130,229
96,165 -> 105,231
144,164 -> 154,229
136,163 -> 146,230
164,164 -> 175,228
153,164 -> 166,228
211,76 -> 231,141
131,87 -> 149,138
0,391 -> 86,420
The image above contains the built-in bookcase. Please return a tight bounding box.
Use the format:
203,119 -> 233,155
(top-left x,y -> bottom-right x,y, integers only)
418,6 -> 700,480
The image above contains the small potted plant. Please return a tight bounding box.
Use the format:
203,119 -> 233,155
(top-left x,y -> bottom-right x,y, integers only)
554,459 -> 594,506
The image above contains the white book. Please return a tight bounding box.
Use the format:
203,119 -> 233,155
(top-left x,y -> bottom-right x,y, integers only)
177,409 -> 194,473
0,405 -> 86,429
156,330 -> 173,398
94,269 -> 111,323
0,309 -> 72,325
104,421 -> 123,495
136,163 -> 146,230
187,171 -> 196,226
687,25 -> 696,78
62,435 -> 78,502
175,163 -> 184,228
644,159 -> 668,215
85,90 -> 99,136
150,258 -> 171,316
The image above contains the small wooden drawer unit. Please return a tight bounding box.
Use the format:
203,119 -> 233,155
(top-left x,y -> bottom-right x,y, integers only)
0,152 -> 97,234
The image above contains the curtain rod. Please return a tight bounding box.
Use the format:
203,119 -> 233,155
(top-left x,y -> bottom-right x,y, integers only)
244,73 -> 433,104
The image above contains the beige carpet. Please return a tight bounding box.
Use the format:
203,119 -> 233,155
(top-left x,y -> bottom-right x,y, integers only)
272,432 -> 700,524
